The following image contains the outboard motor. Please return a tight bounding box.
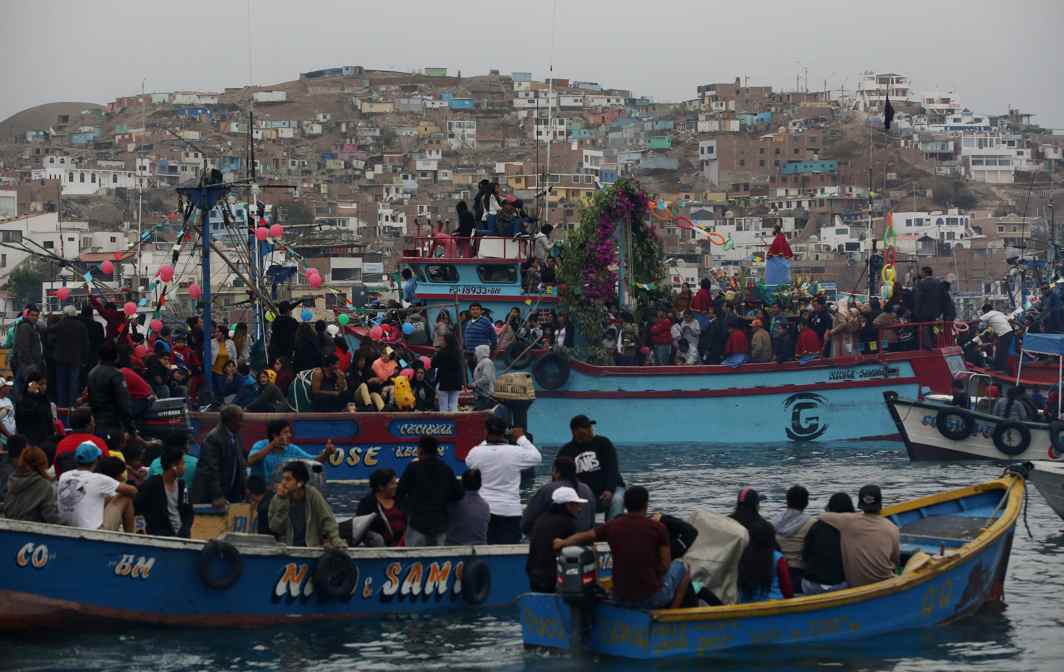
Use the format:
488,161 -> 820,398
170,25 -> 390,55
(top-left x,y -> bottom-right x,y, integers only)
556,545 -> 599,655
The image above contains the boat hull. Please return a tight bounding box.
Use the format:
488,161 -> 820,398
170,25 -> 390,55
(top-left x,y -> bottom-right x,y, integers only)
520,477 -> 1022,659
1029,462 -> 1064,520
0,520 -> 611,630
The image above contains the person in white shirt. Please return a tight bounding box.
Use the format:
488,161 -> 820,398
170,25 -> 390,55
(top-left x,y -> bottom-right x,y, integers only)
978,303 -> 1014,374
57,442 -> 138,531
0,378 -> 17,438
463,416 -> 542,544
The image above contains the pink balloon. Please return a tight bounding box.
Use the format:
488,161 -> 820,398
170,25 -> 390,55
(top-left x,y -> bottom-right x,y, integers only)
369,325 -> 383,341
308,273 -> 323,289
269,224 -> 284,238
56,287 -> 70,302
123,301 -> 137,316
259,217 -> 268,228
158,264 -> 174,282
255,227 -> 269,241
149,319 -> 163,332
420,356 -> 432,369
400,368 -> 414,379
101,260 -> 114,275
187,283 -> 203,300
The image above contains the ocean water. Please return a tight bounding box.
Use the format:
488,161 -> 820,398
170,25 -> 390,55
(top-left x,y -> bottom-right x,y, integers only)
5,441 -> 1063,671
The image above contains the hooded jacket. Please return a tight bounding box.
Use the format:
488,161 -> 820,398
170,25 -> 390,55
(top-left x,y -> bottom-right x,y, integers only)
268,484 -> 345,548
3,472 -> 61,524
473,344 -> 495,398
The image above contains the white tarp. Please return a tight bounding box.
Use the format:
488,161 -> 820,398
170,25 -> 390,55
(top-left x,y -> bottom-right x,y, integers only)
683,511 -> 749,605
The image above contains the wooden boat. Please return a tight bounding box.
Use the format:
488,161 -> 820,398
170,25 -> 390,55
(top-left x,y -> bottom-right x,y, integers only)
1028,461 -> 1064,521
0,519 -> 612,630
519,472 -> 1025,659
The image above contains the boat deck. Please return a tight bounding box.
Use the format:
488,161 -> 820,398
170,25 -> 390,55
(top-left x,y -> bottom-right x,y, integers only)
899,514 -> 994,551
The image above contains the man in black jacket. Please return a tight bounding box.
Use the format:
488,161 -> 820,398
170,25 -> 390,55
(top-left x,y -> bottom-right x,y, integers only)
556,415 -> 626,520
135,445 -> 193,537
269,301 -> 299,364
395,436 -> 464,546
86,342 -> 132,442
80,304 -> 105,391
913,266 -> 946,349
52,305 -> 90,408
190,405 -> 246,508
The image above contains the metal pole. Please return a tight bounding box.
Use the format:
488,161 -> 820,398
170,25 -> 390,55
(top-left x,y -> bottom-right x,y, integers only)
201,204 -> 214,395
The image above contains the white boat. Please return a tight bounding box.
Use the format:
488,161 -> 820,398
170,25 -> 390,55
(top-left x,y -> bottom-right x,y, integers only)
1029,461 -> 1064,521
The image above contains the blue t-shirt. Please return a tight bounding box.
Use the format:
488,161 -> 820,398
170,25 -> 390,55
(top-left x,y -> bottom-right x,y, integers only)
248,440 -> 316,482
147,454 -> 199,485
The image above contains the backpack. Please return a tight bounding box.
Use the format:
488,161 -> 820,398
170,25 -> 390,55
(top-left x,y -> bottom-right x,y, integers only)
3,317 -> 22,349
391,374 -> 415,411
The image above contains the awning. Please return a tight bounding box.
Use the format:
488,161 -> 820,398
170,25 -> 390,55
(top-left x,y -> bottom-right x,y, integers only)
1021,333 -> 1064,357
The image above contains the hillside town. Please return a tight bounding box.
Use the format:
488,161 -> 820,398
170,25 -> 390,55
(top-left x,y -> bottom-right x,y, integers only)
0,65 -> 1061,320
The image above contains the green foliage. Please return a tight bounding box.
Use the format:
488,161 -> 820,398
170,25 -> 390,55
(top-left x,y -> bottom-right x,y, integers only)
2,258 -> 55,309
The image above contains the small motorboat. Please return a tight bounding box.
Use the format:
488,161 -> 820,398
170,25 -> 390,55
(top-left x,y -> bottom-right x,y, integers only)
519,470 -> 1026,659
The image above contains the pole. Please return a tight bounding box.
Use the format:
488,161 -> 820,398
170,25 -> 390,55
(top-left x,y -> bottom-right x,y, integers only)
137,78 -> 146,294
200,204 -> 214,395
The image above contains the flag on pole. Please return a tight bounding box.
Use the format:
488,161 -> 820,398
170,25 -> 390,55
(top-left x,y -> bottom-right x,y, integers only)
883,95 -> 895,130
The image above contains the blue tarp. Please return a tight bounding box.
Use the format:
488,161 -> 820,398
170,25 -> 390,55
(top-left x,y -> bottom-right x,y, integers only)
1021,333 -> 1064,356
765,256 -> 791,285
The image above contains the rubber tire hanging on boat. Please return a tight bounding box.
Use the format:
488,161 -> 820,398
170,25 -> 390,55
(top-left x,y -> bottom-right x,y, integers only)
198,540 -> 243,590
1048,420 -> 1064,459
505,341 -> 533,370
532,352 -> 570,390
935,408 -> 976,441
314,549 -> 358,599
992,421 -> 1031,456
461,558 -> 492,606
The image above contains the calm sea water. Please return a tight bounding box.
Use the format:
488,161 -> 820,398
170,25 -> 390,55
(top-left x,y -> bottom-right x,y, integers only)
6,441 -> 1063,672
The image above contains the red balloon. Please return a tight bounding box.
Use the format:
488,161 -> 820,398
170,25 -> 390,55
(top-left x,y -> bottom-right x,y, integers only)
56,287 -> 70,302
134,345 -> 149,358
255,227 -> 269,241
123,302 -> 137,317
158,264 -> 174,282
150,319 -> 163,332
188,283 -> 203,300
101,260 -> 114,275
308,273 -> 323,289
369,326 -> 383,341
112,251 -> 124,261
269,224 -> 284,238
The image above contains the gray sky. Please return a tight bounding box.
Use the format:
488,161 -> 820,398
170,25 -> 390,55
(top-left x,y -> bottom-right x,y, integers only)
2,0 -> 1062,127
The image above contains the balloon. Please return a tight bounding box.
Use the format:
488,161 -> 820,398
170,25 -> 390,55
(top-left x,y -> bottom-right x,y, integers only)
369,325 -> 383,341
255,227 -> 269,241
402,322 -> 415,336
112,251 -> 124,261
269,224 -> 284,238
101,260 -> 114,275
420,356 -> 432,369
158,264 -> 174,282
83,272 -> 93,283
56,287 -> 70,302
308,273 -> 323,289
149,319 -> 163,332
138,298 -> 148,307
337,313 -> 350,326
326,324 -> 339,337
187,283 -> 203,300
301,308 -> 314,321
265,310 -> 275,322
259,217 -> 268,228
123,302 -> 137,316
400,368 -> 414,379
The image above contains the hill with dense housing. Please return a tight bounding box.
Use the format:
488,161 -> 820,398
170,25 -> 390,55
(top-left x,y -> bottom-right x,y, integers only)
0,102 -> 104,140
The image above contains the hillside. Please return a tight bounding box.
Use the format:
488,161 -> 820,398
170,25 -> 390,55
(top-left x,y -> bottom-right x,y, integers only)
0,101 -> 104,140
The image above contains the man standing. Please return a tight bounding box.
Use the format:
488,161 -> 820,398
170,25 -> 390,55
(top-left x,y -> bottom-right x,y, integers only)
557,415 -> 625,520
52,305 -> 90,408
979,303 -> 1014,374
554,486 -> 691,609
269,300 -> 299,364
463,303 -> 497,357
400,269 -> 418,305
464,416 -> 542,544
268,460 -> 345,548
190,404 -> 246,508
12,304 -> 43,399
134,445 -> 194,538
818,484 -> 900,588
396,436 -> 465,546
86,342 -> 132,443
913,266 -> 945,348
808,299 -> 833,351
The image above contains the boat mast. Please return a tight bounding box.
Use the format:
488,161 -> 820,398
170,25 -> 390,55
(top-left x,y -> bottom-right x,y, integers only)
137,78 -> 146,293
543,0 -> 558,229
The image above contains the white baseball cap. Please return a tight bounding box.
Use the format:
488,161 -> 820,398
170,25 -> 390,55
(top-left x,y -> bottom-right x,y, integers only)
0,378 -> 11,388
552,486 -> 588,505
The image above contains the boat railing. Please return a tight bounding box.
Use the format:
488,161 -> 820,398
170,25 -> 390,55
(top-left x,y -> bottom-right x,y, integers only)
874,319 -> 965,351
401,235 -> 532,262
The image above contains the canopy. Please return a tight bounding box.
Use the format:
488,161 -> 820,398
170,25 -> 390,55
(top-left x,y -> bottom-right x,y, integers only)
1020,333 -> 1064,357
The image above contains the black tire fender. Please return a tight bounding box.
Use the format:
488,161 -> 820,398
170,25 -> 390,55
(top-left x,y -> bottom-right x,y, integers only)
505,341 -> 533,370
198,540 -> 243,590
461,558 -> 492,606
992,421 -> 1031,457
935,408 -> 976,441
314,549 -> 358,599
532,352 -> 571,391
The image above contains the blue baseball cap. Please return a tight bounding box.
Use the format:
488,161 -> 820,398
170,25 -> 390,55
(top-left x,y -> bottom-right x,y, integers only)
75,442 -> 102,464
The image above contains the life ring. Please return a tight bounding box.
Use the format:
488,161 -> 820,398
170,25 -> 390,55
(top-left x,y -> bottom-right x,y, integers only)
992,421 -> 1031,457
532,352 -> 571,390
935,408 -> 976,441
462,558 -> 492,605
708,232 -> 727,246
198,540 -> 243,590
504,341 -> 533,370
314,549 -> 358,599
1049,420 -> 1064,459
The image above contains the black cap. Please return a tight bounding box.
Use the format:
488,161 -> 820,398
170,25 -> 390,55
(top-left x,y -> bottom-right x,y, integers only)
569,415 -> 596,429
485,416 -> 508,435
858,484 -> 882,513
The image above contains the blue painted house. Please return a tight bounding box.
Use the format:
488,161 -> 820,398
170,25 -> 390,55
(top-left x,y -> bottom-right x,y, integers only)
448,98 -> 475,110
70,131 -> 99,145
781,160 -> 838,175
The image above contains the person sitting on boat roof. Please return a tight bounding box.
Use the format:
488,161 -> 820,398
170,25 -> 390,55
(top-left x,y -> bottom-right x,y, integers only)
396,436 -> 465,547
3,444 -> 61,524
248,419 -> 336,483
992,385 -> 1031,422
453,200 -> 477,257
557,415 -> 626,520
554,485 -> 692,610
308,355 -> 350,413
772,485 -> 815,590
749,319 -> 773,364
369,348 -> 398,407
292,323 -> 324,374
268,460 -> 345,549
818,485 -> 899,589
463,303 -> 498,358
801,492 -> 856,595
245,368 -> 290,413
212,360 -> 242,405
472,345 -> 496,410
465,417 -> 542,544
356,468 -> 406,547
446,468 -> 491,545
527,486 -> 589,593
57,444 -> 137,532
522,456 -> 596,537
411,365 -> 437,412
189,405 -> 246,508
134,444 -> 193,538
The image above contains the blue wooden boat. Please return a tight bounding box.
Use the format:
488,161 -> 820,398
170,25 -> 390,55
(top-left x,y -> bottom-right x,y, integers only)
401,235 -> 963,445
0,520 -> 612,630
519,471 -> 1025,659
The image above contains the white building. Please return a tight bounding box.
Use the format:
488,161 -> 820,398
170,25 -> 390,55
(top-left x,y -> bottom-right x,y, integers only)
582,149 -> 604,177
534,115 -> 567,142
704,216 -> 798,262
447,119 -> 477,150
959,133 -> 1024,184
891,210 -> 976,249
33,155 -> 139,196
855,71 -> 913,112
0,213 -> 87,285
0,190 -> 16,220
376,205 -> 407,237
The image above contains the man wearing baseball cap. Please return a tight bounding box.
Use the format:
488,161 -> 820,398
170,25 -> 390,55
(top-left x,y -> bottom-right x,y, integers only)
819,484 -> 900,588
57,442 -> 138,531
464,416 -> 541,544
526,486 -> 588,592
556,415 -> 626,520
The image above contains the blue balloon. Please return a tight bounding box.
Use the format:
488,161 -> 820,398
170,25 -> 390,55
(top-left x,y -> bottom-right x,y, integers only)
301,308 -> 314,321
402,322 -> 414,336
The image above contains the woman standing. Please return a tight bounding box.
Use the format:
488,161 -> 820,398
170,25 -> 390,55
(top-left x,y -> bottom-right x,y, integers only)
231,322 -> 251,365
433,311 -> 453,349
432,333 -> 464,413
208,324 -> 237,376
